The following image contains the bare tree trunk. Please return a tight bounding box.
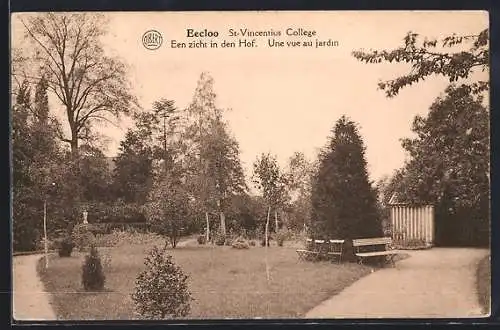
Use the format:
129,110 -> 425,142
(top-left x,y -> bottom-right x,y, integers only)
220,211 -> 226,237
205,212 -> 210,242
265,205 -> 271,282
70,139 -> 78,156
265,206 -> 271,247
274,209 -> 278,232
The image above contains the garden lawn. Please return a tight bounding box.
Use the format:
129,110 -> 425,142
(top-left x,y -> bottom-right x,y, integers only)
38,243 -> 371,320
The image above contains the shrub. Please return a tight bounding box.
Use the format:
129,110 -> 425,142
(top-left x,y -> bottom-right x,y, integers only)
260,234 -> 272,247
249,240 -> 256,247
58,236 -> 74,257
197,235 -> 207,245
131,246 -> 192,319
36,237 -> 57,251
81,246 -> 106,291
215,234 -> 225,246
224,237 -> 234,246
232,237 -> 249,249
276,230 -> 288,247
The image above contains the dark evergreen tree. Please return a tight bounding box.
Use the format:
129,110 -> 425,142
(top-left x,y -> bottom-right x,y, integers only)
79,144 -> 114,203
12,81 -> 38,251
310,116 -> 382,241
113,112 -> 156,204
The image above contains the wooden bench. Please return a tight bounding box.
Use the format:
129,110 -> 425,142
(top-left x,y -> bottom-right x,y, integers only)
352,237 -> 399,266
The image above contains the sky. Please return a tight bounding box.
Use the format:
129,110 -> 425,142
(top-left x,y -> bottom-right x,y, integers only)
11,11 -> 489,183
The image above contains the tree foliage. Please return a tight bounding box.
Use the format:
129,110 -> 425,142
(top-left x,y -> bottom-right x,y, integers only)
12,79 -> 64,251
144,174 -> 190,249
16,13 -> 137,153
310,116 -> 382,240
389,85 -> 489,246
113,112 -> 156,204
79,144 -> 113,203
182,72 -> 247,237
285,152 -> 314,230
352,29 -> 489,97
252,153 -> 288,241
252,153 -> 288,210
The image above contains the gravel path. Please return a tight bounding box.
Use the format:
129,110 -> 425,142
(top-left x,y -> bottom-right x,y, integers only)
305,248 -> 489,319
13,254 -> 57,321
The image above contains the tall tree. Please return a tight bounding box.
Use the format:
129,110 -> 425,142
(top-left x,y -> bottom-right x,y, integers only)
79,144 -> 113,203
183,72 -> 246,239
310,116 -> 382,241
199,116 -> 247,238
390,85 -> 489,246
286,152 -> 314,231
252,153 -> 288,245
113,112 -> 157,204
352,29 -> 489,97
17,13 -> 136,154
144,173 -> 190,249
152,99 -> 179,172
12,81 -> 37,251
12,79 -> 63,250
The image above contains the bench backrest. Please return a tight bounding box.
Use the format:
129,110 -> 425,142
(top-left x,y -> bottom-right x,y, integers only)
328,239 -> 344,254
352,237 -> 392,247
305,238 -> 344,252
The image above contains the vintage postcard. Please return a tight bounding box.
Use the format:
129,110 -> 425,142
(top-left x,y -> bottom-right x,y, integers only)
11,11 -> 490,321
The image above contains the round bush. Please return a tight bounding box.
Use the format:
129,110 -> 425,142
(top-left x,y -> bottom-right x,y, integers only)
82,246 -> 106,291
58,236 -> 74,257
276,230 -> 288,247
231,237 -> 249,249
197,235 -> 206,245
224,237 -> 234,246
215,234 -> 225,246
131,246 -> 192,319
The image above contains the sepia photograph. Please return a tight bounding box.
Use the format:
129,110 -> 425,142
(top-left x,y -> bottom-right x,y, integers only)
11,11 -> 490,321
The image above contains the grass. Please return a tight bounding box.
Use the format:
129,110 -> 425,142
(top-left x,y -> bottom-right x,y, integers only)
476,254 -> 491,315
37,240 -> 371,320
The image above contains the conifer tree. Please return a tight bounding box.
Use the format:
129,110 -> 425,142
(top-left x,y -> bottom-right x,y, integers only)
310,116 -> 382,240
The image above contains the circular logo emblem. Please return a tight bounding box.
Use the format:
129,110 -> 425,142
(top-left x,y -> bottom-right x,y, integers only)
142,30 -> 163,50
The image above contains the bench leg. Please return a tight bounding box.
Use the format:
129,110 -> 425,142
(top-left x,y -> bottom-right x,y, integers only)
296,252 -> 305,261
386,254 -> 396,268
357,256 -> 363,265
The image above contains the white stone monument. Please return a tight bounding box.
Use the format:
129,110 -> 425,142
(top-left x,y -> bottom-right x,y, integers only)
83,209 -> 88,224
